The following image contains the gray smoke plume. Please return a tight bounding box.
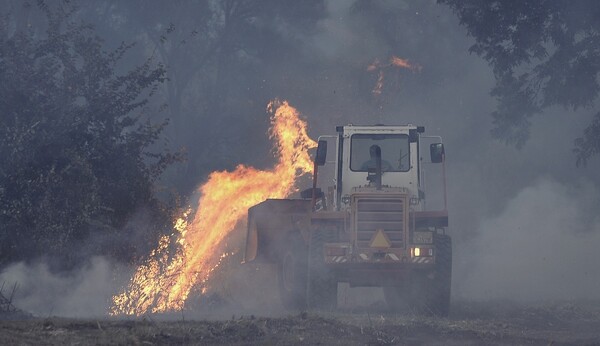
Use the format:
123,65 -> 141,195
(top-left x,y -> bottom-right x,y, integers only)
0,257 -> 128,318
455,178 -> 600,301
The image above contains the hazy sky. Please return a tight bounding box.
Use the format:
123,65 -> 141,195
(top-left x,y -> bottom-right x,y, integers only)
293,0 -> 600,300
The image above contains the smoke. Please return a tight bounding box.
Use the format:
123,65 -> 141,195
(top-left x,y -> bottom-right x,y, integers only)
106,1 -> 600,311
178,223 -> 288,318
311,1 -> 382,61
455,178 -> 600,301
3,0 -> 597,316
0,257 -> 128,318
267,1 -> 600,308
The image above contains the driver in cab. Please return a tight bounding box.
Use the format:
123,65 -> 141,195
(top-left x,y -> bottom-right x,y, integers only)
360,145 -> 393,172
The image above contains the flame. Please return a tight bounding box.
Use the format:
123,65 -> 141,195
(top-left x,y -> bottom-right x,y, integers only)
368,56 -> 422,96
111,100 -> 316,315
373,70 -> 384,96
367,58 -> 380,72
390,56 -> 422,72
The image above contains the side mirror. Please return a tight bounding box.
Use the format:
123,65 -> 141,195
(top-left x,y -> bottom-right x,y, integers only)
315,140 -> 327,166
430,143 -> 445,163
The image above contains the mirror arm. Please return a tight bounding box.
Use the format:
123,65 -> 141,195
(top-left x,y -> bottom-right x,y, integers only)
311,160 -> 319,210
442,152 -> 447,211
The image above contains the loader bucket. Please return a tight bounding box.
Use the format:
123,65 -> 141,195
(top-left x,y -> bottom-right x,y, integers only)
244,199 -> 312,263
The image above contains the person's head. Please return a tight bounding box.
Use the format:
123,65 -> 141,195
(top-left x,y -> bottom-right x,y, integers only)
369,144 -> 381,158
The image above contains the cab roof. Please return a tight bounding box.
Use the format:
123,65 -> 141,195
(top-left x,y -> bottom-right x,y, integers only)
336,124 -> 425,134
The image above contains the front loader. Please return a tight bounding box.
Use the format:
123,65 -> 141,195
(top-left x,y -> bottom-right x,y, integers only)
244,124 -> 451,315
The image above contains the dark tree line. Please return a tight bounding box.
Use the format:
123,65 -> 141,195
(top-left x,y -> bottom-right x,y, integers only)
440,0 -> 600,165
92,0 -> 326,192
0,0 -> 326,267
0,2 -> 182,267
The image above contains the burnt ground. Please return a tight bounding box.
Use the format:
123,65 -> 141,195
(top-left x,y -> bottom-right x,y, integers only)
2,263 -> 599,345
2,301 -> 600,345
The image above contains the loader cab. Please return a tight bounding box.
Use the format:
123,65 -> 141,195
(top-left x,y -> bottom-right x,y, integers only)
315,124 -> 446,212
333,125 -> 420,210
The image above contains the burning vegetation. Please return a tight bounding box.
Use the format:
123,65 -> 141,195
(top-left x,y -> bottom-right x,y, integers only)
110,100 -> 316,315
367,56 -> 422,96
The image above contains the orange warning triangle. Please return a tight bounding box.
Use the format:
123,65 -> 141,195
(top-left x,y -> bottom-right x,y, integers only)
370,229 -> 391,248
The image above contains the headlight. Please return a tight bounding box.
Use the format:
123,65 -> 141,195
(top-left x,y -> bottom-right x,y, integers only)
411,247 -> 433,257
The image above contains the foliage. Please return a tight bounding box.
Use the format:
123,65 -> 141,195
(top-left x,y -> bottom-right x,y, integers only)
90,0 -> 326,192
440,0 -> 600,163
0,2 -> 182,266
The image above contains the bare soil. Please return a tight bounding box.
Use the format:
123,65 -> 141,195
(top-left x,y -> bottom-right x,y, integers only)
2,301 -> 600,345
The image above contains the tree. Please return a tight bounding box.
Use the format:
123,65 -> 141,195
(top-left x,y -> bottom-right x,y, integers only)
0,2 -> 181,266
439,0 -> 600,164
88,0 -> 326,191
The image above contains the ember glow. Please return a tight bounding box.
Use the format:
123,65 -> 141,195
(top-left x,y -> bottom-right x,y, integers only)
110,100 -> 316,315
368,56 -> 422,95
373,70 -> 385,96
390,56 -> 422,72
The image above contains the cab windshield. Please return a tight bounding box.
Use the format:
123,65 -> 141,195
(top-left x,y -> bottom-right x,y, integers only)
350,134 -> 410,172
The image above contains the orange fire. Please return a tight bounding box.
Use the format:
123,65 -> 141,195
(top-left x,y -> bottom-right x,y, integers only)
368,56 -> 422,95
390,56 -> 422,72
373,70 -> 384,96
110,100 -> 316,315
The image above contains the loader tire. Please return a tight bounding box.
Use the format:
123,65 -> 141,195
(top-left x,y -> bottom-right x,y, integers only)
424,233 -> 452,317
306,230 -> 337,309
278,233 -> 308,309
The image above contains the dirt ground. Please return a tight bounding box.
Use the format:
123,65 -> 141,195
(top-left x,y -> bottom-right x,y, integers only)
2,262 -> 599,345
2,301 -> 600,345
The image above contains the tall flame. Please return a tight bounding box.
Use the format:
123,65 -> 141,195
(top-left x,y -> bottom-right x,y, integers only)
111,100 -> 316,315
